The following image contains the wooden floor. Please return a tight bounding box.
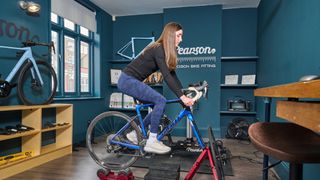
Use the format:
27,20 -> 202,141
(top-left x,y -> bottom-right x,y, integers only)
6,139 -> 279,180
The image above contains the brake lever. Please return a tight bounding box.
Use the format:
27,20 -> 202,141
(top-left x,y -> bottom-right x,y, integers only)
204,87 -> 208,99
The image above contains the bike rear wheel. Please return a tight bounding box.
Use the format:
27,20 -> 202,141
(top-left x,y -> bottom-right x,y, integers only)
18,60 -> 57,105
86,111 -> 142,171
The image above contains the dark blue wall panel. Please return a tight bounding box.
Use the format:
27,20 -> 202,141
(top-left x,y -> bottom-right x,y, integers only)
222,8 -> 257,56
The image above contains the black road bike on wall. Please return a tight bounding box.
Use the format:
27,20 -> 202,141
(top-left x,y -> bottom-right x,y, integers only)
0,41 -> 57,105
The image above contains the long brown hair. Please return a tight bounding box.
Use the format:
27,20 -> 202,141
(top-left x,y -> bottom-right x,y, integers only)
147,22 -> 182,71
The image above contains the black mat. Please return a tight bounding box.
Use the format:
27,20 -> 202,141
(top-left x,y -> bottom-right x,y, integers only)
132,148 -> 233,176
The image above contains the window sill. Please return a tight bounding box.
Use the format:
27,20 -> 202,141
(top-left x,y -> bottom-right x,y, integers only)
54,96 -> 103,101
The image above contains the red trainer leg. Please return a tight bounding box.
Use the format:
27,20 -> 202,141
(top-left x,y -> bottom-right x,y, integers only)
185,147 -> 218,180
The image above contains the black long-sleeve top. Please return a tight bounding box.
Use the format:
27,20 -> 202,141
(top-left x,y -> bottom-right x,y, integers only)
123,44 -> 184,98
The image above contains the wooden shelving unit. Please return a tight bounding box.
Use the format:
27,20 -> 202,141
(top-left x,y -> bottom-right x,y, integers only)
0,103 -> 73,179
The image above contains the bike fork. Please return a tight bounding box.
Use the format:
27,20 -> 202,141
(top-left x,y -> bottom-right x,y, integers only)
29,59 -> 44,86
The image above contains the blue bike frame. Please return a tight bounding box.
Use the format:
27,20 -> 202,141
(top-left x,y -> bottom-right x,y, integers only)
0,45 -> 43,85
110,98 -> 206,151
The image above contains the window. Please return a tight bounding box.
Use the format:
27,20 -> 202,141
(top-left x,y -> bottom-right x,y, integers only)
51,12 -> 94,98
51,13 -> 58,24
80,26 -> 89,37
51,31 -> 59,92
64,18 -> 75,31
80,41 -> 89,92
64,36 -> 75,92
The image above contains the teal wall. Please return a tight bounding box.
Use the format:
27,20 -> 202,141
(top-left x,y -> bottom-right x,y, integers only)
0,0 -> 113,146
257,0 -> 320,179
222,8 -> 257,56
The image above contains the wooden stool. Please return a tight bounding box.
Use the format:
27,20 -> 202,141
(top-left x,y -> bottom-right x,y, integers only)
248,122 -> 320,180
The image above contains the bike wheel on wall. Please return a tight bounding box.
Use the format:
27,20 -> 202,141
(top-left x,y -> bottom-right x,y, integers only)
18,60 -> 57,105
86,111 -> 142,171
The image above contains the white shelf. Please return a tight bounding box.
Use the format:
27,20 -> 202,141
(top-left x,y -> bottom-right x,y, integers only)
221,56 -> 259,61
220,84 -> 258,88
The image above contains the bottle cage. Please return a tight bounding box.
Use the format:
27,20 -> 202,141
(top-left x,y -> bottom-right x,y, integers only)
117,37 -> 155,60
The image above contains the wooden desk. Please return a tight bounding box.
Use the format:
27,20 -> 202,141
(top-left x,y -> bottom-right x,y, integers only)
254,79 -> 320,180
254,79 -> 320,132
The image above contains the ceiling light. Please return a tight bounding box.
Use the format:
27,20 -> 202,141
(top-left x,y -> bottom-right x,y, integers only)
19,0 -> 41,13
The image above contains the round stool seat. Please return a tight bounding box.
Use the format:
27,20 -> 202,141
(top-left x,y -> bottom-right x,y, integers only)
249,122 -> 320,163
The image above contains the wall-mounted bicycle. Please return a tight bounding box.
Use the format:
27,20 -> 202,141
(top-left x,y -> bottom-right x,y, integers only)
0,41 -> 57,105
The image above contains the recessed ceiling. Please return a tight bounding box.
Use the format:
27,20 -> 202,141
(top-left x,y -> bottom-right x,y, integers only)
90,0 -> 261,17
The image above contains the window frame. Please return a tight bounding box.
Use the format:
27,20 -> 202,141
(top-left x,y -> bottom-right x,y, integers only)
51,14 -> 94,98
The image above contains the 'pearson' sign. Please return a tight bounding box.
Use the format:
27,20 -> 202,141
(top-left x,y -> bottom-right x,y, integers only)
177,46 -> 217,69
177,46 -> 216,56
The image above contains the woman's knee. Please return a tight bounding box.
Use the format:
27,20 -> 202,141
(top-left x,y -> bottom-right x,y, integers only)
156,96 -> 166,109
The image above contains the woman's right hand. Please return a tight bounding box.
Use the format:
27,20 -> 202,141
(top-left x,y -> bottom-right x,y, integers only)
180,95 -> 194,107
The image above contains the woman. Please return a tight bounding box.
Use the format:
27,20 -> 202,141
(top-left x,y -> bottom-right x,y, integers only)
117,22 -> 194,154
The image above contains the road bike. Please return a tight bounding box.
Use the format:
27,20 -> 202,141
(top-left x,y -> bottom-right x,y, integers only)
86,80 -> 225,179
0,41 -> 57,105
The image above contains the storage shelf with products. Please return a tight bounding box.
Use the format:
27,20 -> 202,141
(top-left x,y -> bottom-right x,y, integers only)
0,104 -> 73,179
220,56 -> 258,137
0,130 -> 40,141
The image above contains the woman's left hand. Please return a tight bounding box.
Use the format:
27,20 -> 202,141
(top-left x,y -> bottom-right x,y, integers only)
180,95 -> 194,106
